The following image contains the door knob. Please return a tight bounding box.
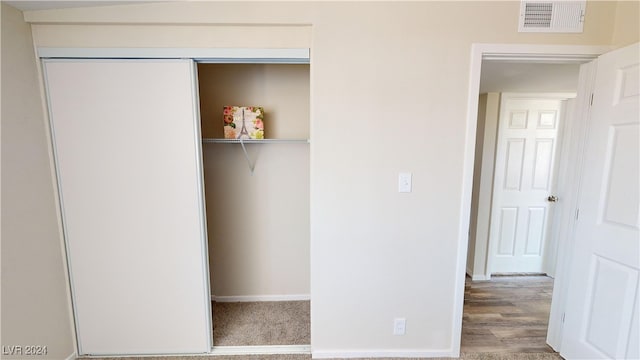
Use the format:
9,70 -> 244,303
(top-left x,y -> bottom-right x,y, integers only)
547,195 -> 559,202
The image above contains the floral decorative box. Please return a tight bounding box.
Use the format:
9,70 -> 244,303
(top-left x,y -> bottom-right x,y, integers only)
223,106 -> 265,140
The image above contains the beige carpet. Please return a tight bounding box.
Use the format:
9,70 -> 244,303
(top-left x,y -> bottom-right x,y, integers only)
213,301 -> 310,346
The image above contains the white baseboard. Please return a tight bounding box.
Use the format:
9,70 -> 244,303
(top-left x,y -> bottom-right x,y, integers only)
471,273 -> 490,281
467,266 -> 491,281
312,349 -> 453,359
65,352 -> 77,360
211,345 -> 310,355
212,294 -> 310,302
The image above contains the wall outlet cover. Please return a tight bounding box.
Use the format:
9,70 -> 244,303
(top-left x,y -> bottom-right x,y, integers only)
394,318 -> 406,335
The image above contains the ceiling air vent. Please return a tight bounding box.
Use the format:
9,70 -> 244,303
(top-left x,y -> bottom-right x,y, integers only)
519,0 -> 586,33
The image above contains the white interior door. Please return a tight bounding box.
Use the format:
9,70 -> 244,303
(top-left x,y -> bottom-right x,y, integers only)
44,59 -> 211,355
560,43 -> 640,359
489,94 -> 569,274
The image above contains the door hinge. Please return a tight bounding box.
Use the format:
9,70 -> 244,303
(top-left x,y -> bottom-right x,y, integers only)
562,312 -> 565,323
576,208 -> 580,220
590,93 -> 594,106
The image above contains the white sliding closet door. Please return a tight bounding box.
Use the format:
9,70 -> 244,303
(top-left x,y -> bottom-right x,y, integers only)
44,60 -> 210,355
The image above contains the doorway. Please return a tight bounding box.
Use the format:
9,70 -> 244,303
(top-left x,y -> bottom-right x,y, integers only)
463,61 -> 579,354
466,61 -> 581,281
454,44 -> 610,357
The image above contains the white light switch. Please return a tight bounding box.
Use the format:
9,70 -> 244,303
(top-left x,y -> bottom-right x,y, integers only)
398,172 -> 412,193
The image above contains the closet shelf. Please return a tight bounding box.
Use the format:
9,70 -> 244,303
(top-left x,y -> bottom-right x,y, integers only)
202,138 -> 309,175
202,138 -> 309,144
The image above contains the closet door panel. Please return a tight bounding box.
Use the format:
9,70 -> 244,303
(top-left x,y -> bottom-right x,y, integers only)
44,60 -> 210,355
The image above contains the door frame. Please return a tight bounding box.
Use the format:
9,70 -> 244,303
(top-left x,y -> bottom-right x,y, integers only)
453,43 -> 611,357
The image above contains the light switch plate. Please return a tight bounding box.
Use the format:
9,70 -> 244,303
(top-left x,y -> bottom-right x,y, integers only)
398,172 -> 412,193
394,318 -> 406,335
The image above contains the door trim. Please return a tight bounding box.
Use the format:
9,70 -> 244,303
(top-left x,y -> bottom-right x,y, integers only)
189,60 -> 214,350
453,43 -> 611,357
37,47 -> 310,64
41,58 -> 84,355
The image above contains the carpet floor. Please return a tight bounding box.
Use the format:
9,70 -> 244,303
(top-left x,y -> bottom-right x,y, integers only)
213,301 -> 310,346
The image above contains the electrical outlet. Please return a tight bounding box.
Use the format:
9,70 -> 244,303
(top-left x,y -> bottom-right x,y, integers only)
393,318 -> 406,335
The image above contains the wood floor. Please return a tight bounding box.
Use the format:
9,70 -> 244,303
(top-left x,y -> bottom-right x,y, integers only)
461,275 -> 557,354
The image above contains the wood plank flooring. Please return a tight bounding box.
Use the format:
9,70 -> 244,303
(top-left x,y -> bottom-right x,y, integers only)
461,275 -> 556,354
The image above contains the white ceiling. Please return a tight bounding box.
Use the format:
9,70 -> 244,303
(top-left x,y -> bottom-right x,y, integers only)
480,61 -> 581,94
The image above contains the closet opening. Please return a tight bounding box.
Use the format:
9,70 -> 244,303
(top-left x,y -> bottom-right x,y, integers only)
196,62 -> 311,347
